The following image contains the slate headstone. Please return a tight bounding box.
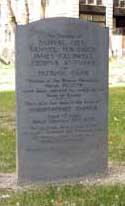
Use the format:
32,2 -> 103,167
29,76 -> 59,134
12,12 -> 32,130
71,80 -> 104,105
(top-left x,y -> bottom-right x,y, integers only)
16,18 -> 109,184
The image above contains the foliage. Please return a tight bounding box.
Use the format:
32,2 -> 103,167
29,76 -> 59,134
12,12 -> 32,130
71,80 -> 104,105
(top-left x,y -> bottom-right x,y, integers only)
0,185 -> 125,206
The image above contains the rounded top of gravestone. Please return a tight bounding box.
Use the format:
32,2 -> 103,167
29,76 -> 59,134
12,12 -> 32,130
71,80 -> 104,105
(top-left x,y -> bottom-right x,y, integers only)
16,17 -> 108,32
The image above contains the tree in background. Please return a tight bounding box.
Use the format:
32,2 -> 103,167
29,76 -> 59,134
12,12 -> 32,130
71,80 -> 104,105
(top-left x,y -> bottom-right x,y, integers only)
1,0 -> 79,63
1,0 -> 47,63
6,0 -> 47,30
23,0 -> 30,24
7,0 -> 17,32
40,0 -> 46,18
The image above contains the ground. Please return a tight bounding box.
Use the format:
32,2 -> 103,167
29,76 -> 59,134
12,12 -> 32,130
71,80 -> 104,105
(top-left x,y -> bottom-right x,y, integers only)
0,164 -> 125,189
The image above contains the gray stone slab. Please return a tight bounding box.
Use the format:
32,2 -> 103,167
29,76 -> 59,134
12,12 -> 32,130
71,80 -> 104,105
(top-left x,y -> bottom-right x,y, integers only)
16,17 -> 109,184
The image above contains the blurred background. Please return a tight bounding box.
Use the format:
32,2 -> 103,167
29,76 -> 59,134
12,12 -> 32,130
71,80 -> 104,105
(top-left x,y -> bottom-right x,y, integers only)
0,0 -> 125,64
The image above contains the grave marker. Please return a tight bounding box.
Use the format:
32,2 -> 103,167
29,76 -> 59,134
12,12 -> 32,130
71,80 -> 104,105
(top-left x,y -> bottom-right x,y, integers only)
16,18 -> 109,183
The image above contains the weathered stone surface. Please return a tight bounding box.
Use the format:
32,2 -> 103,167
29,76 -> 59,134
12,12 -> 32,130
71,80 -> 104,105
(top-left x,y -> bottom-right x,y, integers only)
16,18 -> 109,184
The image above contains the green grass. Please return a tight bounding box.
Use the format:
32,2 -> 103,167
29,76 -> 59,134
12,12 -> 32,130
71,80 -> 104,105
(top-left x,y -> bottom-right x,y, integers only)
0,91 -> 16,172
0,185 -> 125,206
0,91 -> 15,112
109,87 -> 125,162
0,128 -> 16,172
0,88 -> 125,173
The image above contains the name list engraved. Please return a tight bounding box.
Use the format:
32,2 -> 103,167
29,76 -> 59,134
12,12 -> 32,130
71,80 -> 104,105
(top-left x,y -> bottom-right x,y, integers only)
22,33 -> 103,149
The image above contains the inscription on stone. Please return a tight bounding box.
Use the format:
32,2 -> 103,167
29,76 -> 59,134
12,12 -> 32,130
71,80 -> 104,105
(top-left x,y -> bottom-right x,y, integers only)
16,18 -> 109,183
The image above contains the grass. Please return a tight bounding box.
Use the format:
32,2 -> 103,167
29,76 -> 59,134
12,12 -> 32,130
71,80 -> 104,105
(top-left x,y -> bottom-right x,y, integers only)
0,88 -> 125,172
0,184 -> 125,206
0,91 -> 15,112
109,87 -> 125,162
0,91 -> 16,172
0,128 -> 15,172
